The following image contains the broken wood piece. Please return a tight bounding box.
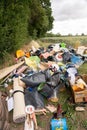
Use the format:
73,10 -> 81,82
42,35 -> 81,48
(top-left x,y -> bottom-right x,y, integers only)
16,65 -> 28,75
45,104 -> 57,113
0,61 -> 24,80
35,108 -> 48,115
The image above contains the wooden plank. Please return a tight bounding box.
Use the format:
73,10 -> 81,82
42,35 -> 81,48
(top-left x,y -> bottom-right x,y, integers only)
0,61 -> 24,80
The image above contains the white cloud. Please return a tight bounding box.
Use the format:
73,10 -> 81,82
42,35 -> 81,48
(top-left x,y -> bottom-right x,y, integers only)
51,0 -> 87,21
50,0 -> 87,35
51,18 -> 87,35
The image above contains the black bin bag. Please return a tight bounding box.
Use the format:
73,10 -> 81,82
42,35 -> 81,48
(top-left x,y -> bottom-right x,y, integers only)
21,71 -> 46,87
46,72 -> 60,88
24,88 -> 45,109
37,83 -> 54,98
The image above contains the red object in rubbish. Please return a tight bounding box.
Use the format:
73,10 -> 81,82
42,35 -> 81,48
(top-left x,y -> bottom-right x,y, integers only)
56,103 -> 62,118
40,52 -> 51,59
83,97 -> 87,102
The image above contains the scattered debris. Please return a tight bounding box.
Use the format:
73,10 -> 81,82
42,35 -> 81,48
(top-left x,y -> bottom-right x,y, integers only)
75,106 -> 85,111
45,104 -> 57,113
0,41 -> 87,130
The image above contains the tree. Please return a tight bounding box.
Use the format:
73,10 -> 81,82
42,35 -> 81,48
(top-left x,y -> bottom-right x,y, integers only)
0,0 -> 54,60
81,33 -> 85,36
28,0 -> 54,37
40,0 -> 54,30
0,0 -> 29,59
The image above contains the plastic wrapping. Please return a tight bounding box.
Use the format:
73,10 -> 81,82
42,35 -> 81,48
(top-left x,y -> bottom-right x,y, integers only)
62,52 -> 71,63
71,54 -> 84,66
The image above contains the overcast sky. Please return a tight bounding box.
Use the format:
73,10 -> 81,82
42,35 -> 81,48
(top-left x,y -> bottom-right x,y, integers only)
50,0 -> 87,35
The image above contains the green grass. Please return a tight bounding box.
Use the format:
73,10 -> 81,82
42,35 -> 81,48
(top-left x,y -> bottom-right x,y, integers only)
40,35 -> 87,47
82,120 -> 87,129
78,62 -> 87,74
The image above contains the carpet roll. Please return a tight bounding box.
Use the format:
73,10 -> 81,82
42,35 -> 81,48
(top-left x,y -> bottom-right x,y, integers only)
13,77 -> 26,123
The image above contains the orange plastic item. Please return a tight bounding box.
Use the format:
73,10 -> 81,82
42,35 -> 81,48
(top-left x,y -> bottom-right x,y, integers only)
16,50 -> 25,58
72,84 -> 84,92
25,52 -> 30,58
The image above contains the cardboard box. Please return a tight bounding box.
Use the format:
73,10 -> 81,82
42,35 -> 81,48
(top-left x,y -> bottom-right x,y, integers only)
72,88 -> 87,103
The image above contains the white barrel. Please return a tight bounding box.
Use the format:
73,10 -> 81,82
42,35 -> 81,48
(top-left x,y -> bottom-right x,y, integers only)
13,77 -> 26,123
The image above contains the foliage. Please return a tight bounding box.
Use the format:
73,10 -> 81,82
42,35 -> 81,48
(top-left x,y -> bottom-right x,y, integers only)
28,0 -> 54,38
78,63 -> 87,74
0,1 -> 29,58
0,0 -> 53,60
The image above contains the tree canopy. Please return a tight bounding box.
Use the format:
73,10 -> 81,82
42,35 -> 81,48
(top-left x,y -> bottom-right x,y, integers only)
0,0 -> 54,60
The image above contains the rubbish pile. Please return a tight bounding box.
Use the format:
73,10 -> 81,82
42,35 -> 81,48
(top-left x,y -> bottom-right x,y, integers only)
0,40 -> 87,130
